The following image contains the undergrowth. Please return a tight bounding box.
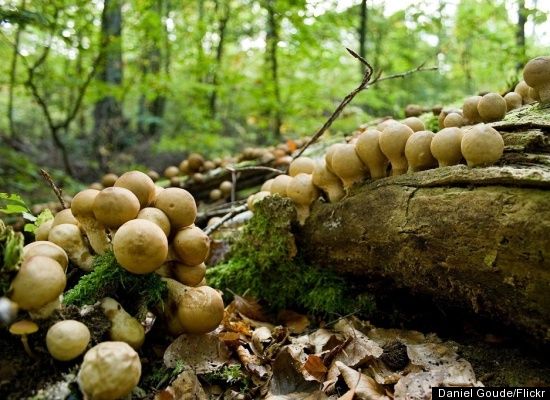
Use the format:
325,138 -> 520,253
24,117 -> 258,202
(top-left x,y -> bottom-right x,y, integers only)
0,219 -> 24,296
207,196 -> 375,317
63,251 -> 167,315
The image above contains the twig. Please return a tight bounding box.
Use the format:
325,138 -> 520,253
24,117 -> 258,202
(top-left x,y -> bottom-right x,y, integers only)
39,169 -> 66,209
204,204 -> 248,236
293,48 -> 437,159
229,166 -> 285,175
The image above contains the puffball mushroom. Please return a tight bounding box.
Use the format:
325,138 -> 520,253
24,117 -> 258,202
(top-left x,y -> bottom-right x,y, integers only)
23,241 -> 68,272
379,123 -> 414,176
51,208 -> 78,228
187,153 -> 205,172
311,160 -> 345,202
355,129 -> 389,180
504,92 -> 523,111
286,173 -> 319,225
78,341 -> 141,400
219,180 -> 233,197
93,187 -> 140,230
173,225 -> 210,266
34,219 -> 53,241
114,170 -> 156,209
529,87 -> 541,102
101,173 -> 118,188
462,96 -> 482,124
477,92 -> 507,122
523,56 -> 550,104
288,157 -> 315,177
443,112 -> 465,128
113,219 -> 168,274
71,189 -> 110,254
461,124 -> 504,167
147,170 -> 160,182
270,174 -> 292,197
154,187 -> 197,229
172,262 -> 206,287
330,143 -> 367,188
210,189 -> 222,201
101,297 -> 145,349
324,143 -> 346,173
261,179 -> 274,192
247,191 -> 271,211
404,131 -> 437,172
376,118 -> 398,132
48,223 -> 94,271
137,207 -> 171,237
46,320 -> 90,361
164,165 -> 180,178
10,256 -> 66,311
402,117 -> 425,132
430,127 -> 464,167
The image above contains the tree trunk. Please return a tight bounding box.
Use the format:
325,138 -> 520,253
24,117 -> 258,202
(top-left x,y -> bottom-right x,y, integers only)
358,0 -> 367,77
299,124 -> 550,344
209,0 -> 230,119
265,0 -> 282,143
93,0 -> 124,170
7,0 -> 26,139
516,0 -> 527,72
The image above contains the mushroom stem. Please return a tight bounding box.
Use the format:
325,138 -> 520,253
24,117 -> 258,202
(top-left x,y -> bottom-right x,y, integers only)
21,335 -> 35,358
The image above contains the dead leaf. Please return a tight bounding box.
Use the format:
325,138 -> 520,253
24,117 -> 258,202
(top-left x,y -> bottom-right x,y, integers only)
233,294 -> 269,321
219,331 -> 243,347
309,329 -> 344,354
237,345 -> 269,379
368,359 -> 403,385
287,139 -> 298,153
154,370 -> 207,400
278,310 -> 310,334
303,355 -> 327,382
336,362 -> 391,400
252,326 -> 273,356
406,343 -> 459,369
331,321 -> 383,367
164,332 -> 230,373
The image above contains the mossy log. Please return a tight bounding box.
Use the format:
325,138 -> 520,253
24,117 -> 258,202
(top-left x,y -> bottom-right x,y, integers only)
300,123 -> 550,344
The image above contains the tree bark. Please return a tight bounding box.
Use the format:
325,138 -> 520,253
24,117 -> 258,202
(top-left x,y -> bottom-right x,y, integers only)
209,0 -> 230,119
516,0 -> 527,72
358,0 -> 367,77
299,126 -> 550,344
7,0 -> 26,139
265,0 -> 282,143
93,0 -> 124,169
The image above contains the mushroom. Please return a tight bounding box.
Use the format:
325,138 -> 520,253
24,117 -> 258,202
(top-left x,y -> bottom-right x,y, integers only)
34,219 -> 53,241
179,159 -> 190,174
172,225 -> 210,266
163,278 -> 224,335
376,118 -> 398,132
477,92 -> 507,122
286,173 -> 319,225
187,153 -> 204,172
404,131 -> 437,172
9,320 -> 38,357
78,341 -> 141,400
154,187 -> 197,229
401,117 -> 425,132
514,80 -> 535,104
172,262 -> 206,287
146,170 -> 160,182
324,143 -> 346,173
46,320 -> 90,361
462,96 -> 482,124
210,189 -> 222,201
330,143 -> 367,188
164,165 -> 180,178
23,241 -> 68,271
379,122 -> 414,176
203,160 -> 215,171
430,127 -> 464,167
247,191 -> 271,211
443,112 -> 465,128
71,189 -> 110,254
51,208 -> 79,228
101,173 -> 118,188
114,170 -> 156,209
9,256 -> 66,310
113,219 -> 168,274
461,124 -> 504,167
29,297 -> 61,319
101,297 -> 145,349
219,181 -> 233,197
89,182 -> 103,190
288,157 -> 315,177
270,174 -> 292,197
136,207 -> 171,237
93,187 -> 141,230
261,179 -> 274,192
48,223 -> 94,271
504,92 -> 523,111
193,172 -> 205,183
355,129 -> 389,180
169,176 -> 182,187
523,56 -> 550,104
311,160 -> 345,202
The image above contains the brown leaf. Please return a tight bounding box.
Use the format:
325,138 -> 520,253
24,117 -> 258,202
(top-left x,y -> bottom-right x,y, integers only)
278,310 -> 310,334
336,362 -> 391,400
237,344 -> 269,379
154,370 -> 207,400
219,331 -> 243,347
233,294 -> 269,321
164,332 -> 230,373
303,355 -> 327,382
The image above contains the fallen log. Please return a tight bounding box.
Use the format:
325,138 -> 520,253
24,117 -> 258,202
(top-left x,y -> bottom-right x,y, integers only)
300,157 -> 550,343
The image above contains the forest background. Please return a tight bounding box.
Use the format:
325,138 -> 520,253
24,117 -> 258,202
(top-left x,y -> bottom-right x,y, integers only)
0,0 -> 549,200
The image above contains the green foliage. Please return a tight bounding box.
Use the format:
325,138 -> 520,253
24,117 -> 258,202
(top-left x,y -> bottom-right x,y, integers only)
0,193 -> 54,233
207,196 -> 375,317
63,251 -> 167,314
0,219 -> 24,295
141,359 -> 186,391
202,365 -> 251,393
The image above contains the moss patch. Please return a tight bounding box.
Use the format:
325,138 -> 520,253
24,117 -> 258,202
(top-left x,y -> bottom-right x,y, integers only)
63,251 -> 166,317
207,196 -> 375,317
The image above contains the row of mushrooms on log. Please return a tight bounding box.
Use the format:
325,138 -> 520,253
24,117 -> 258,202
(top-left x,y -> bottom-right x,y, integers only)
5,170 -> 225,399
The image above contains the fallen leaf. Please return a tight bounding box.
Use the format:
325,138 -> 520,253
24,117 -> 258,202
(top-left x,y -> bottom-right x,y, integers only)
154,370 -> 207,400
309,329 -> 344,354
252,326 -> 273,356
336,362 -> 391,400
233,294 -> 269,321
237,344 -> 269,379
287,139 -> 298,153
219,331 -> 243,347
406,343 -> 459,369
279,310 -> 310,334
303,355 -> 327,382
164,332 -> 230,373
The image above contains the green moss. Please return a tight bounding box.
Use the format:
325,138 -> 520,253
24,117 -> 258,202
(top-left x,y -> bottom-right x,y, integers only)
63,251 -> 167,316
420,112 -> 439,132
202,365 -> 251,393
141,359 -> 186,391
207,196 -> 375,317
0,219 -> 24,296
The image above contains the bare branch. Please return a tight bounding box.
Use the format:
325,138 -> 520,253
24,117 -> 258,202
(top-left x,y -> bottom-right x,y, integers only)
204,204 -> 248,236
40,169 -> 66,209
